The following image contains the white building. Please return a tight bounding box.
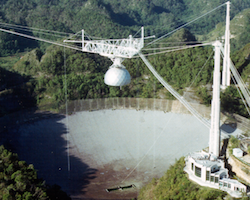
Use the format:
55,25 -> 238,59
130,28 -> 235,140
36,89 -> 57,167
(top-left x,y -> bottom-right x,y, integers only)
184,2 -> 248,197
184,151 -> 247,198
233,148 -> 244,157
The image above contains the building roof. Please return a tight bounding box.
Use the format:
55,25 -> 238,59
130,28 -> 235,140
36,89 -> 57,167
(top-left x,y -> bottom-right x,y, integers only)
233,148 -> 243,153
195,159 -> 217,168
233,148 -> 243,157
189,151 -> 225,168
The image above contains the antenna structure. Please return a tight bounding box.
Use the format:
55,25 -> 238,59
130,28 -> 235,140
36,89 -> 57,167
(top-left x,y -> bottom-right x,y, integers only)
64,27 -> 147,86
64,27 -> 145,60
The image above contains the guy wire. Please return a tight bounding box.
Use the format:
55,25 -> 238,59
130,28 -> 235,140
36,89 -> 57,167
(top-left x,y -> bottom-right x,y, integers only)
64,46 -> 71,178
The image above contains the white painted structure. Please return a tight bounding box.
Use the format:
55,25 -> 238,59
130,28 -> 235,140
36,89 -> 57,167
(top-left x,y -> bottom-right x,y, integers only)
222,1 -> 231,88
233,148 -> 244,157
104,62 -> 131,86
64,27 -> 146,86
185,151 -> 228,185
185,3 -> 247,197
209,41 -> 222,157
184,151 -> 246,198
64,28 -> 145,60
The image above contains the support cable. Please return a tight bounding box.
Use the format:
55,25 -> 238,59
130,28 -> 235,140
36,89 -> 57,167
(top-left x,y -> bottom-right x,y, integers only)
231,73 -> 250,115
0,24 -> 68,38
133,27 -> 143,38
64,46 -> 71,178
143,41 -> 215,50
153,44 -> 156,169
121,112 -> 175,184
0,23 -> 105,44
230,61 -> 250,97
146,3 -> 226,47
220,45 -> 250,113
230,63 -> 250,114
147,1 -> 228,39
0,27 -> 82,51
187,50 -> 214,89
143,45 -> 197,51
139,52 -> 228,139
147,41 -> 211,45
137,42 -> 213,57
0,22 -> 72,35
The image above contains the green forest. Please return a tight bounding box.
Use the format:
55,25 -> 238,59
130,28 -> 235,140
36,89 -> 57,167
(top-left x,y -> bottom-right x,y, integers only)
0,0 -> 250,55
0,0 -> 250,117
1,0 -> 250,199
138,157 -> 249,200
0,145 -> 70,199
2,35 -> 250,117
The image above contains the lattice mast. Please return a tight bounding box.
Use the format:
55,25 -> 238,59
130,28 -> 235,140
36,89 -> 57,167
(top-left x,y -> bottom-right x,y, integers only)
222,1 -> 231,88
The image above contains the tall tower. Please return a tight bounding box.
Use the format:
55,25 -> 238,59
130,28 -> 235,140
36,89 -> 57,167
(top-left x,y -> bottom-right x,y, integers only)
222,1 -> 231,88
209,41 -> 222,157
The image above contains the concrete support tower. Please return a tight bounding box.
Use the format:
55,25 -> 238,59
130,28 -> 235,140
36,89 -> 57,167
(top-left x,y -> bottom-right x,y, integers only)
209,41 -> 222,157
222,1 -> 231,88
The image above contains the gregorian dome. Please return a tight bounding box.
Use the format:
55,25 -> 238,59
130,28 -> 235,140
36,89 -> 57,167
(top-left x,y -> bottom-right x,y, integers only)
104,63 -> 131,86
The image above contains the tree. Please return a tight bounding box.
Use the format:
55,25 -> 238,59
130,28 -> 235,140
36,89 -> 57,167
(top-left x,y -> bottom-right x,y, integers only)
138,157 -> 226,200
0,145 -> 70,200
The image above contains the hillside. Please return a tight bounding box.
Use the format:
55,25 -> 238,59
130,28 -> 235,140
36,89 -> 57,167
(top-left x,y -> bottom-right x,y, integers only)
0,145 -> 71,199
199,7 -> 250,51
6,36 -> 215,110
138,157 -> 229,200
0,1 -> 250,116
1,1 -> 250,199
0,0 -> 250,55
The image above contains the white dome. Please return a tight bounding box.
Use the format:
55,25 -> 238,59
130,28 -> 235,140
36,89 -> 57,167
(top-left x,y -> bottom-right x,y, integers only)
104,67 -> 131,86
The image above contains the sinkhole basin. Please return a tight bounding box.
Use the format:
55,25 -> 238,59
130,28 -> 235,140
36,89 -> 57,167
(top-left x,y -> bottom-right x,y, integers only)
13,109 -> 241,199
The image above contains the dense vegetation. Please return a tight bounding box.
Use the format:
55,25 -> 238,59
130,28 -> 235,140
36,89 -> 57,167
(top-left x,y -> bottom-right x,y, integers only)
138,157 -> 232,200
0,145 -> 70,200
220,43 -> 250,117
0,0 -> 250,56
1,30 -> 250,117
1,0 -> 250,198
4,34 -> 216,112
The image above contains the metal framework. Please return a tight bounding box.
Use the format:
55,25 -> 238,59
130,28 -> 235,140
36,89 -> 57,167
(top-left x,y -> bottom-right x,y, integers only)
64,27 -> 145,61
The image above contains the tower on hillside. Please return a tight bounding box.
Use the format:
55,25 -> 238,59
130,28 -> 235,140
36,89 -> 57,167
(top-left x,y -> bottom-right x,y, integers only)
184,42 -> 246,196
184,16 -> 246,197
222,1 -> 231,89
209,41 -> 221,157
